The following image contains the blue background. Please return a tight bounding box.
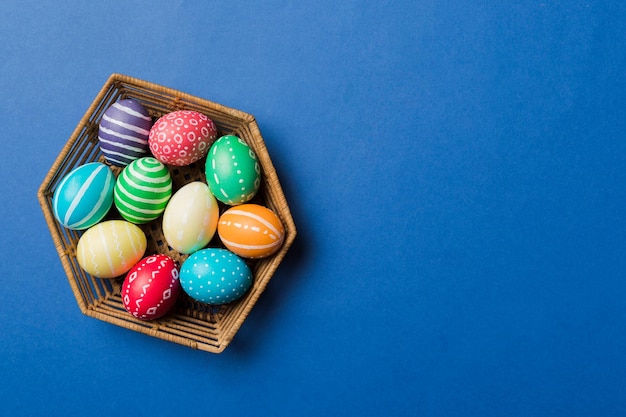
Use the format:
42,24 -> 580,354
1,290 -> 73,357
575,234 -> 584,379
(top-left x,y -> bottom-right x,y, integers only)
3,1 -> 626,415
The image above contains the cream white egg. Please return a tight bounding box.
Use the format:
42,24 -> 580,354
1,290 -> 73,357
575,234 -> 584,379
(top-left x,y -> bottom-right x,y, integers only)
162,181 -> 219,254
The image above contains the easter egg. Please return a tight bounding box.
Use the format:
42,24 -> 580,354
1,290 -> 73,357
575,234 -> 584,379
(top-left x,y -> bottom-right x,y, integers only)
98,99 -> 152,166
52,162 -> 115,230
122,254 -> 181,320
180,248 -> 253,305
162,182 -> 219,254
148,110 -> 217,166
76,220 -> 147,278
217,204 -> 285,258
113,157 -> 172,224
205,135 -> 261,205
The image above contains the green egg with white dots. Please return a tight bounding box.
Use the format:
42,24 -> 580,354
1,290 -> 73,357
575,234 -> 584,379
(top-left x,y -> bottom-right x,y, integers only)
180,248 -> 253,305
205,135 -> 261,205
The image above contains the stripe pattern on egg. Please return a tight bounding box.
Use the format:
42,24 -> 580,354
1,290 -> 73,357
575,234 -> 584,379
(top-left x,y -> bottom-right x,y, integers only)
114,157 -> 172,224
98,99 -> 152,166
52,162 -> 115,230
76,220 -> 147,278
217,204 -> 285,258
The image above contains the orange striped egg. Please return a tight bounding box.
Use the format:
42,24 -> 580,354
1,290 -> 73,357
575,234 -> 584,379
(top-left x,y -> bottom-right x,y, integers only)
217,204 -> 285,258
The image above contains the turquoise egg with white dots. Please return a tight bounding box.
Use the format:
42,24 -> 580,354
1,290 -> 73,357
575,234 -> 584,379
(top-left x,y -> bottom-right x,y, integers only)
180,248 -> 253,305
205,135 -> 261,205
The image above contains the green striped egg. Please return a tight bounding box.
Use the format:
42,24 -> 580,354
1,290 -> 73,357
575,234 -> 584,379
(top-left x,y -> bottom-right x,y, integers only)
114,157 -> 172,224
205,135 -> 261,205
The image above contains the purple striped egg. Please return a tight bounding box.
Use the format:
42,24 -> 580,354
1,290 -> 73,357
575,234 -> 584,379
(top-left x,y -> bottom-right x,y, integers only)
98,99 -> 153,166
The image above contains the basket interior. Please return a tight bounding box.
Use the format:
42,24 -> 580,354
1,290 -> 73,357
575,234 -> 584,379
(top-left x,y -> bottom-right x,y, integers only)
38,74 -> 296,353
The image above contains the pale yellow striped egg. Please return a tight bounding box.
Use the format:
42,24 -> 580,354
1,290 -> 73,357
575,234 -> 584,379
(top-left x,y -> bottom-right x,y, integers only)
76,220 -> 147,278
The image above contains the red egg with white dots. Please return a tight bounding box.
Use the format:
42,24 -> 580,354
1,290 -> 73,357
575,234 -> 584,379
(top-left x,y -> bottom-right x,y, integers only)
148,110 -> 217,166
122,254 -> 181,321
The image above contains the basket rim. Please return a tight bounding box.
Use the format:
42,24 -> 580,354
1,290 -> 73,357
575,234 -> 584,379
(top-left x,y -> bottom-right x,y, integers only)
109,73 -> 256,122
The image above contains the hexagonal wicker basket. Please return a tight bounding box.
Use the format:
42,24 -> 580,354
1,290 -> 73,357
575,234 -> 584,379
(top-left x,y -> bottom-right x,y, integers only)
37,74 -> 296,353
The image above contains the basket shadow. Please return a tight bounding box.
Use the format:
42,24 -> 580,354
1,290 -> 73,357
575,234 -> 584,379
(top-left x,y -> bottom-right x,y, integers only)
224,139 -> 313,357
227,228 -> 309,355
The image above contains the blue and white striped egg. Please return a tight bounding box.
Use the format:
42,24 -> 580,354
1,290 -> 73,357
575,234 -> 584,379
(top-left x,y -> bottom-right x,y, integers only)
180,248 -> 253,305
98,99 -> 153,166
52,162 -> 115,230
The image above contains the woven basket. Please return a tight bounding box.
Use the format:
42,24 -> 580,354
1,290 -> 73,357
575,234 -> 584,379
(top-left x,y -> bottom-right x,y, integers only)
37,74 -> 296,353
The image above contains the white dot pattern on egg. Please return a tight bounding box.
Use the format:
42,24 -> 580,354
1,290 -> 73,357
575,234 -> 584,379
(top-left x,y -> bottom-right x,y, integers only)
148,110 -> 217,166
205,135 -> 261,205
180,248 -> 253,305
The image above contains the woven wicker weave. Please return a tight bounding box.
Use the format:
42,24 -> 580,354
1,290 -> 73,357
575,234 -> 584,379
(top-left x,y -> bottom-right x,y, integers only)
37,74 -> 296,353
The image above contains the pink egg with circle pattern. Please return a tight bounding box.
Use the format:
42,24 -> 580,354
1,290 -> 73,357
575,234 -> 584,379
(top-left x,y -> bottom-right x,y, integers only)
122,254 -> 181,321
148,110 -> 217,166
